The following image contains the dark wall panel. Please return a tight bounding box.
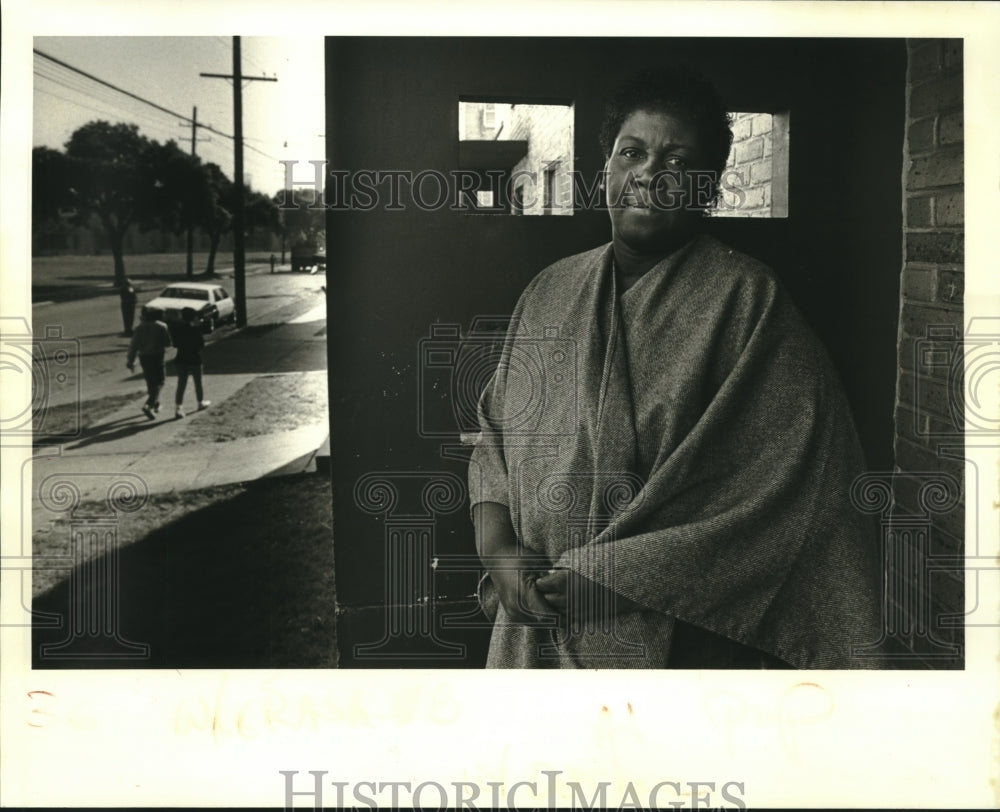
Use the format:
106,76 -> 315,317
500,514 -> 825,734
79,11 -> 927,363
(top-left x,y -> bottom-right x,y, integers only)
325,37 -> 905,666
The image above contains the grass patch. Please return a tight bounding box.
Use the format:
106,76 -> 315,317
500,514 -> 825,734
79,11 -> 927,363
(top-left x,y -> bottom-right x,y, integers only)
33,252 -> 277,286
33,473 -> 337,668
169,373 -> 328,444
34,390 -> 145,440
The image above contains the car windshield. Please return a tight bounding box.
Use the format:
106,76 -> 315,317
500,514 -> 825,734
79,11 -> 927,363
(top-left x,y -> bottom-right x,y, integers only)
161,287 -> 210,301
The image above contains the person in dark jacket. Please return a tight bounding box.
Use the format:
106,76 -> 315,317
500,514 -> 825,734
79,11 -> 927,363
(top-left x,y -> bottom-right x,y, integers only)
127,306 -> 172,419
172,307 -> 211,419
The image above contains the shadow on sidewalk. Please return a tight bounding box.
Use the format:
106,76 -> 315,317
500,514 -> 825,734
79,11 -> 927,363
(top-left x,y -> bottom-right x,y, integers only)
32,473 -> 337,669
199,323 -> 327,374
63,413 -> 169,450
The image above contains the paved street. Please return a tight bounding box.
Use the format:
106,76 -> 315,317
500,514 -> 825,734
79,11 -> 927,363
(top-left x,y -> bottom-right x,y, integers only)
32,263 -> 325,408
30,264 -> 330,528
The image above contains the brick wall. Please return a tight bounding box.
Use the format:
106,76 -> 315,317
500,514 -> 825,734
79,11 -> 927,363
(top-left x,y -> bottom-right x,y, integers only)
721,112 -> 773,216
888,38 -> 964,667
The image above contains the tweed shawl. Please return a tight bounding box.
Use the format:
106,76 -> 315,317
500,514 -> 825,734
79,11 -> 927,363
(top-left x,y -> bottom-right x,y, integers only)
468,234 -> 881,669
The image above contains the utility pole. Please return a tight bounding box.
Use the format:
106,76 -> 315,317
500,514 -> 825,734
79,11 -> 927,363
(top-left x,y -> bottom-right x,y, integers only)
200,37 -> 276,327
183,106 -> 210,279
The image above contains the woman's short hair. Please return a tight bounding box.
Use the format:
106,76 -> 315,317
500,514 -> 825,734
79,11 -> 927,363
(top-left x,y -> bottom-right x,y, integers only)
599,66 -> 734,202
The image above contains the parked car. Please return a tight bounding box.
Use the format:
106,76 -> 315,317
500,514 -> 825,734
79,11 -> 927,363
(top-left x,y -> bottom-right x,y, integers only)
144,282 -> 236,334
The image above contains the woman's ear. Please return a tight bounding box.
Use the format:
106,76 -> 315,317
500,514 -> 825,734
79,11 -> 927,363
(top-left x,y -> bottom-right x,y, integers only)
600,159 -> 609,189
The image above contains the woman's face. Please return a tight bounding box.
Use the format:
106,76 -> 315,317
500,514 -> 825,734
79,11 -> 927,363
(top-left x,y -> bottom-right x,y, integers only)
605,108 -> 706,255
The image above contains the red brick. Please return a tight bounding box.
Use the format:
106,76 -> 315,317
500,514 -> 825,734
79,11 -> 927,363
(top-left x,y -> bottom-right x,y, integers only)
907,117 -> 935,153
935,191 -> 963,225
894,405 -> 934,448
897,371 -> 961,426
898,333 -> 964,383
910,73 -> 964,117
896,370 -> 919,409
938,111 -> 963,146
906,231 -> 964,263
902,265 -> 965,306
901,264 -> 934,299
898,336 -> 916,375
894,436 -> 965,484
895,401 -> 963,453
935,269 -> 964,304
900,302 -> 962,339
896,368 -> 958,412
906,195 -> 932,228
908,150 -> 964,190
908,42 -> 943,82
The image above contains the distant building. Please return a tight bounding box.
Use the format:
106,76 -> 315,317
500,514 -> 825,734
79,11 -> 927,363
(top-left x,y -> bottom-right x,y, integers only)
458,101 -> 573,215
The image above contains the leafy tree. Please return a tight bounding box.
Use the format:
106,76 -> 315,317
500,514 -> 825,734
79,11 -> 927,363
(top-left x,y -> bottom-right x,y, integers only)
32,147 -> 77,254
150,140 -> 208,277
33,121 -> 281,279
273,187 -> 326,263
32,146 -> 73,223
62,121 -> 169,286
246,189 -> 280,240
196,171 -> 278,275
199,162 -> 234,277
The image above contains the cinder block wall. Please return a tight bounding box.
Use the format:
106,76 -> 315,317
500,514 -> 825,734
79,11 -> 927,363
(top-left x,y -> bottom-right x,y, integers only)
889,38 -> 964,666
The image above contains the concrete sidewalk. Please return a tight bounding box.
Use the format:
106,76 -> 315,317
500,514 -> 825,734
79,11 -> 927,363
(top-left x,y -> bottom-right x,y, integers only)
33,307 -> 330,527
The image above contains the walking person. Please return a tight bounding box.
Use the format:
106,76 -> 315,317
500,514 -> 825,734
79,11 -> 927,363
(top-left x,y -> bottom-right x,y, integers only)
119,277 -> 138,337
126,306 -> 172,419
172,307 -> 211,419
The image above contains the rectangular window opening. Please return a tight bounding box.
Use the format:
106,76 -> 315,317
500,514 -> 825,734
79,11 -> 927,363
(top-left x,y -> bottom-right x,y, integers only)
713,110 -> 790,219
458,98 -> 574,216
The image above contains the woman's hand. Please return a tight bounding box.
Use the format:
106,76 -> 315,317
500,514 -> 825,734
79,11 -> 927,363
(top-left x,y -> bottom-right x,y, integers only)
473,501 -> 558,626
535,567 -> 639,625
490,562 -> 559,625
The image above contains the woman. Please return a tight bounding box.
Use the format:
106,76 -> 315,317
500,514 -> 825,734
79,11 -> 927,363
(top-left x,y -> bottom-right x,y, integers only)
469,66 -> 881,669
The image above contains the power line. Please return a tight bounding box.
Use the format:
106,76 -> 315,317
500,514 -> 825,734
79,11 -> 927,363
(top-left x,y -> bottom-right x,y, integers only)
34,85 -> 186,146
35,68 -> 190,144
32,48 -> 282,164
34,49 -> 199,129
34,63 -> 161,125
200,35 -> 280,327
